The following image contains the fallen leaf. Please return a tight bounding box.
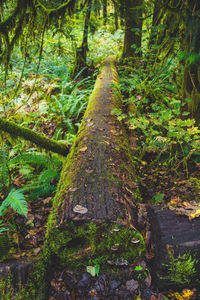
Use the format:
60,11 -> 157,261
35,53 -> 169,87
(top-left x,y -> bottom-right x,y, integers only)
69,187 -> 78,192
85,169 -> 94,174
189,209 -> 200,220
73,205 -> 88,214
80,146 -> 87,152
33,247 -> 41,256
42,197 -> 52,204
28,229 -> 38,235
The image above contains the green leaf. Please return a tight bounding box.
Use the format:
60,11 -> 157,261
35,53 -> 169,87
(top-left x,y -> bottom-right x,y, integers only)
86,264 -> 100,277
135,266 -> 143,271
182,111 -> 190,116
152,193 -> 164,204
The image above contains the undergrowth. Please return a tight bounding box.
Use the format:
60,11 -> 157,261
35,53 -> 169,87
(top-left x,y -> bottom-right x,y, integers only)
117,57 -> 200,174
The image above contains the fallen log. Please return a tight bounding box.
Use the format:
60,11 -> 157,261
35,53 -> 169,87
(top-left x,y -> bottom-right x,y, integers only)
43,56 -> 143,277
0,57 -> 144,298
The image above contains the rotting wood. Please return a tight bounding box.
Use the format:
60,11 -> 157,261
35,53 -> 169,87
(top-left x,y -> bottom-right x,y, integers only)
43,56 -> 143,274
148,205 -> 200,289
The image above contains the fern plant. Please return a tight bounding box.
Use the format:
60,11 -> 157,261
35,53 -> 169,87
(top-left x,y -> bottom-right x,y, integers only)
9,151 -> 63,200
0,189 -> 27,217
0,188 -> 27,244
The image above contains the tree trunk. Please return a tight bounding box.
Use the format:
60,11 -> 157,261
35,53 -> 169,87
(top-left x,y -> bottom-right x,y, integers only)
182,0 -> 200,122
122,0 -> 143,60
39,56 -> 143,294
103,0 -> 107,25
147,0 -> 164,51
114,2 -> 119,30
72,0 -> 92,77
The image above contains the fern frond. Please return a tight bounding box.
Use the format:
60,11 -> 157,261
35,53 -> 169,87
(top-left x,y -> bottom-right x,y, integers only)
0,189 -> 27,217
9,152 -> 62,169
0,220 -> 8,233
23,184 -> 56,201
38,169 -> 59,184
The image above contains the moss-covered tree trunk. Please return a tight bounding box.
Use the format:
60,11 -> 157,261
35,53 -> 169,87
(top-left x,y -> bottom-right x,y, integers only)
72,0 -> 92,77
182,0 -> 200,122
0,118 -> 69,156
122,0 -> 143,60
102,0 -> 107,25
0,57 -> 144,298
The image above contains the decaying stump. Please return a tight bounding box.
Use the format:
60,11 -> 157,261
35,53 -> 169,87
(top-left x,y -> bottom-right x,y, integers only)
148,205 -> 200,289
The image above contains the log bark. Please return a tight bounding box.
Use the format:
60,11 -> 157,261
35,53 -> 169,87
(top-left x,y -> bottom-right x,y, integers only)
49,56 -> 140,227
0,118 -> 69,156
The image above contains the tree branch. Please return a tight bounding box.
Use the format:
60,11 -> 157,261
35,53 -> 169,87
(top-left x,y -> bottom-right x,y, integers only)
36,0 -> 72,13
0,118 -> 69,156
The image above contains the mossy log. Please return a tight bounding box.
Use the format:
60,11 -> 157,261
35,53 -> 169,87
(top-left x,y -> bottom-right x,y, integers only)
0,118 -> 69,156
0,57 -> 144,298
48,56 -> 141,227
42,56 -> 143,284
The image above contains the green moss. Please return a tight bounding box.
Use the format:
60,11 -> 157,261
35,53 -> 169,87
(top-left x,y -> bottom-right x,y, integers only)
0,118 -> 69,156
43,221 -> 145,273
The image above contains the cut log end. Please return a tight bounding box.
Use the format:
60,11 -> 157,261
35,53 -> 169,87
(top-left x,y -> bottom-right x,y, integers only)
148,205 -> 200,289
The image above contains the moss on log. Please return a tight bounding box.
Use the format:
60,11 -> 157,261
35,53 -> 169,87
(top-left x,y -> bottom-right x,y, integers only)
42,56 -> 143,279
0,118 -> 69,156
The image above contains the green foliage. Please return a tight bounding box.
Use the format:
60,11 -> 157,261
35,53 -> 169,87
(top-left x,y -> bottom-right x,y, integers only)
10,151 -> 62,169
45,221 -> 145,271
164,252 -> 197,286
118,59 -> 200,170
0,188 -> 27,239
188,177 -> 200,196
0,220 -> 9,234
0,189 -> 27,217
10,150 -> 62,201
152,193 -> 164,204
